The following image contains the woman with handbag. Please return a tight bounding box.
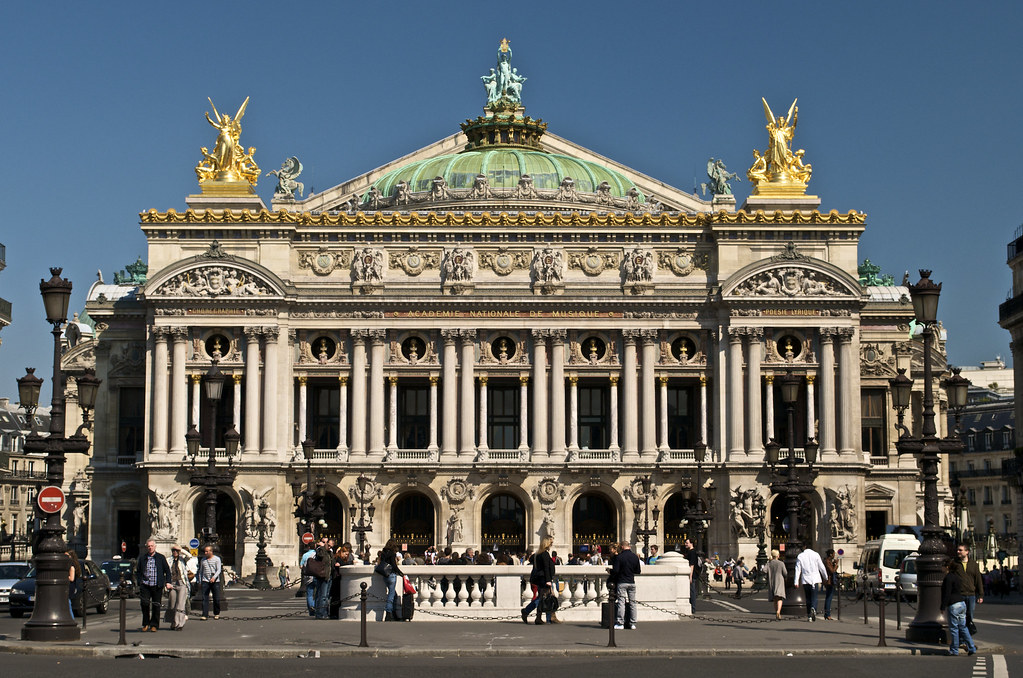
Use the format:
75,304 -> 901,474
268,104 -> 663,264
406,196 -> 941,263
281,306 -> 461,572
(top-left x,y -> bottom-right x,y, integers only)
520,536 -> 556,625
377,539 -> 405,621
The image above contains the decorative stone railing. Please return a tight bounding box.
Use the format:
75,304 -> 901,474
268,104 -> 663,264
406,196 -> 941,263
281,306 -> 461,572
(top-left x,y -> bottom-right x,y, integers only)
336,553 -> 691,621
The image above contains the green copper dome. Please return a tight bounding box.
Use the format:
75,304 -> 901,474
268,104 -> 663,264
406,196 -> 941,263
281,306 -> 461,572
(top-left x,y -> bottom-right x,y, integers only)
369,149 -> 644,201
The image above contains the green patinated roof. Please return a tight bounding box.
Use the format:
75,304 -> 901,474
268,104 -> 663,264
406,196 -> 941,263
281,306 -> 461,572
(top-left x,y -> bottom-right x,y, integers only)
369,148 -> 644,201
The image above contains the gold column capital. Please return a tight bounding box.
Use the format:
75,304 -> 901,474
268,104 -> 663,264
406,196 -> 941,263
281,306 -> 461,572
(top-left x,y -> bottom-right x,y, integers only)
609,375 -> 620,386
297,375 -> 307,386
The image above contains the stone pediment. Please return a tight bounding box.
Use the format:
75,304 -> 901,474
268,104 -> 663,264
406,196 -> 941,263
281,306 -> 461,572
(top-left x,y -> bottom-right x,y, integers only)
722,247 -> 861,301
143,246 -> 286,300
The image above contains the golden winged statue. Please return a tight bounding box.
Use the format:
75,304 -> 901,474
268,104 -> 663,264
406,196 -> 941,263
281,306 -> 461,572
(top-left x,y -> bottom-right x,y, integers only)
196,97 -> 259,185
748,97 -> 812,195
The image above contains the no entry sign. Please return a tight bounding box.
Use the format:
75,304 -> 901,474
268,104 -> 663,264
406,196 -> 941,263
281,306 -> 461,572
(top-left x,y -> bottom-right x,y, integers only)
37,486 -> 66,514
302,532 -> 315,545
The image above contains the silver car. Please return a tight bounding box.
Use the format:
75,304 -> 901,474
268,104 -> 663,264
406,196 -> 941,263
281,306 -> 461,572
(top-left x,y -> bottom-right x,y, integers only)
897,553 -> 918,600
0,562 -> 32,607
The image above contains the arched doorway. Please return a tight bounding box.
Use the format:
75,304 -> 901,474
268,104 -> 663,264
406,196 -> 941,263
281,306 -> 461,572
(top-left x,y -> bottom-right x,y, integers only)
480,493 -> 525,552
662,493 -> 695,554
390,492 -> 435,556
572,493 -> 617,556
769,493 -> 815,551
192,492 -> 237,567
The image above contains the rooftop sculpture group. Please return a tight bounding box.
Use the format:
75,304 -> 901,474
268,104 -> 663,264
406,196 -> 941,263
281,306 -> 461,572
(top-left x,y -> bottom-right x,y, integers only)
748,98 -> 812,195
196,97 -> 260,186
482,38 -> 527,107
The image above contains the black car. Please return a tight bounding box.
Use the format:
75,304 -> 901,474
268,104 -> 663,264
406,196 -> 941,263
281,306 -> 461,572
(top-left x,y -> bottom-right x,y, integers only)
9,559 -> 111,618
100,559 -> 136,595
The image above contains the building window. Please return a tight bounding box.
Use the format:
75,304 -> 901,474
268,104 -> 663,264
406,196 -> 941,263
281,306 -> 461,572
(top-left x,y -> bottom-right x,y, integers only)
578,382 -> 608,449
667,382 -> 697,448
967,434 -> 975,452
1003,431 -> 1012,449
309,382 -> 340,449
116,387 -> 144,458
985,432 -> 993,450
861,389 -> 886,456
1005,514 -> 1012,533
487,381 -> 520,449
1002,486 -> 1011,504
983,486 -> 993,505
968,489 -> 976,505
984,459 -> 992,472
397,381 -> 429,449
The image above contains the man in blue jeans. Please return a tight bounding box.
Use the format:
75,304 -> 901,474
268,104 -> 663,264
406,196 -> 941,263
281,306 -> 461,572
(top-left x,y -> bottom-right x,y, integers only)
794,546 -> 827,622
610,541 -> 642,630
955,543 -> 984,633
197,545 -> 222,620
300,544 -> 317,616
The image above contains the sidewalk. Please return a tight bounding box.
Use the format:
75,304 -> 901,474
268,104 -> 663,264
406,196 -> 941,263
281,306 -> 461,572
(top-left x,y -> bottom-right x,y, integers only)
0,588 -> 1006,658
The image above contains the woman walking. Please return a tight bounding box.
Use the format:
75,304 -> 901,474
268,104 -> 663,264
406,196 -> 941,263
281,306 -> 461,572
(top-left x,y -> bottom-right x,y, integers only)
67,550 -> 82,619
379,539 -> 405,621
823,549 -> 838,620
733,557 -> 748,599
166,545 -> 190,630
766,549 -> 788,619
520,536 -> 556,625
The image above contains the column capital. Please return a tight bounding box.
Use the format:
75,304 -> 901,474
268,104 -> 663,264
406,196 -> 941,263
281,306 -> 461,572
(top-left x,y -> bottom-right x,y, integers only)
622,329 -> 640,345
519,375 -> 530,385
151,325 -> 172,341
818,326 -> 840,339
806,374 -> 816,385
728,326 -> 746,342
460,329 -> 477,341
765,374 -> 774,385
351,328 -> 370,341
478,375 -> 488,385
262,326 -> 280,340
609,375 -> 619,386
170,326 -> 190,341
639,329 -> 659,344
388,375 -> 398,386
288,328 -> 298,342
441,329 -> 460,343
658,375 -> 669,386
700,374 -> 707,386
568,375 -> 578,385
244,326 -> 263,339
549,328 -> 567,340
746,327 -> 764,341
369,329 -> 387,343
837,327 -> 855,342
190,373 -> 202,384
531,328 -> 548,341
339,375 -> 349,385
430,375 -> 439,385
297,375 -> 307,386
232,374 -> 243,384
892,342 -> 914,356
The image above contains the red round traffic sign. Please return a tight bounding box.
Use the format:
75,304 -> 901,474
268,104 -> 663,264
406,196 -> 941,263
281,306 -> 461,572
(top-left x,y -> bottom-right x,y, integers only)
302,532 -> 315,545
121,541 -> 127,553
37,486 -> 66,514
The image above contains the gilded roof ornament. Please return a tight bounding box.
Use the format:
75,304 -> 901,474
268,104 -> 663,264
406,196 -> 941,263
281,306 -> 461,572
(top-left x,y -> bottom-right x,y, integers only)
748,98 -> 812,197
195,97 -> 260,194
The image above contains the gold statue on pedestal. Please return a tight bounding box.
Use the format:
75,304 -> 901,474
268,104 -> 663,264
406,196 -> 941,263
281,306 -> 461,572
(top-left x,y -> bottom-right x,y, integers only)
748,98 -> 812,196
195,97 -> 259,190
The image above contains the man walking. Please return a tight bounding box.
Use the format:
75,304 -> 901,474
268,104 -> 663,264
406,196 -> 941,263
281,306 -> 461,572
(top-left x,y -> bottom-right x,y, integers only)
611,541 -> 642,630
955,543 -> 984,633
135,539 -> 172,632
681,539 -> 701,612
795,545 -> 828,622
300,543 -> 316,615
198,545 -> 223,620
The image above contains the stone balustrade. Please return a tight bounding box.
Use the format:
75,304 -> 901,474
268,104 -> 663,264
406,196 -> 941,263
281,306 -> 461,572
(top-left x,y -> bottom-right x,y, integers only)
335,552 -> 692,621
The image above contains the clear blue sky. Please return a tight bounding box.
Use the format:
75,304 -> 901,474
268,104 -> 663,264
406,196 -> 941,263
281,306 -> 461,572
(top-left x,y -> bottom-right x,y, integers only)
1,0 -> 1021,402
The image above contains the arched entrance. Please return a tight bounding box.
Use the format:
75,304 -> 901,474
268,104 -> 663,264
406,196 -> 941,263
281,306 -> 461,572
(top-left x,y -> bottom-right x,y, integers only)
572,493 -> 617,556
193,492 -> 237,567
390,492 -> 435,556
770,492 -> 815,551
662,493 -> 695,554
319,493 -> 346,544
480,493 -> 525,552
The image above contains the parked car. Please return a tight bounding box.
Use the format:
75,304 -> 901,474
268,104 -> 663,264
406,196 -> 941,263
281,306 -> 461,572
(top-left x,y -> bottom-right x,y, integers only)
855,533 -> 921,598
0,562 -> 32,607
897,552 -> 918,600
8,559 -> 111,618
100,558 -> 136,595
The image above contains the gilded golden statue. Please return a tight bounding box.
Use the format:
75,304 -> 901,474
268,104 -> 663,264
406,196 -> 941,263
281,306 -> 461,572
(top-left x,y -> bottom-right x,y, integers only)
748,98 -> 812,195
196,97 -> 259,185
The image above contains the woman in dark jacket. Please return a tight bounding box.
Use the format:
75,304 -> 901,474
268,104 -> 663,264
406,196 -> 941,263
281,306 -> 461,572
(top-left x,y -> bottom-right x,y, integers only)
379,539 -> 405,621
521,536 -> 556,625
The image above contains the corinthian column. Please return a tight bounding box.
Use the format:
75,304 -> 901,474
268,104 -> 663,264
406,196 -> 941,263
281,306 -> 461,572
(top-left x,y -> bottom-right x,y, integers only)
549,330 -> 567,461
243,327 -> 262,455
658,376 -> 669,454
151,327 -> 169,455
478,375 -> 488,453
837,328 -> 855,456
806,374 -> 816,443
818,328 -> 837,457
568,375 -> 579,451
764,374 -> 775,442
640,330 -> 658,461
350,330 -> 368,458
261,326 -> 279,455
169,328 -> 189,456
609,375 -> 620,452
745,328 -> 764,457
699,374 -> 708,446
338,375 -> 349,453
232,374 -> 242,430
428,375 -> 439,453
368,330 -> 386,459
531,330 -> 548,455
622,330 -> 639,462
727,327 -> 745,459
460,330 -> 477,459
519,375 -> 530,453
297,376 -> 308,443
388,375 -> 399,452
441,330 -> 458,459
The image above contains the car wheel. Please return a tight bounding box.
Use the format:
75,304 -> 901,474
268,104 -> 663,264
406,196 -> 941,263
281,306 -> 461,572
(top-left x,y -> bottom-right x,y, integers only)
97,601 -> 108,614
10,610 -> 23,618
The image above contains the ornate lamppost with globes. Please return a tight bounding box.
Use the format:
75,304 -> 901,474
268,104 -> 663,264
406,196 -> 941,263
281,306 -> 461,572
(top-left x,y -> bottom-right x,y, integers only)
18,268 -> 101,642
681,441 -> 716,596
184,358 -> 240,608
251,499 -> 272,590
291,438 -> 326,542
889,269 -> 970,644
948,473 -> 969,545
634,476 -> 660,562
350,474 -> 376,562
764,370 -> 819,616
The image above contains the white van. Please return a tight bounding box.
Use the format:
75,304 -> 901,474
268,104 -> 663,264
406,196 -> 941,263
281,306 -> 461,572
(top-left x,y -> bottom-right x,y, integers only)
855,533 -> 921,597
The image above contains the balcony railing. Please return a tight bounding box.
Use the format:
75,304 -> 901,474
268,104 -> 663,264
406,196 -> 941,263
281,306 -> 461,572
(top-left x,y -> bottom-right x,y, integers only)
999,293 -> 1023,323
0,297 -> 11,326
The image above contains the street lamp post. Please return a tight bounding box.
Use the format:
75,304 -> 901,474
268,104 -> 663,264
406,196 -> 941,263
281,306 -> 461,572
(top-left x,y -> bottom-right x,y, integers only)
251,499 -> 272,590
752,492 -> 769,589
350,474 -> 376,562
635,476 -> 660,561
681,442 -> 716,596
20,269 -> 100,642
185,359 -> 239,609
292,439 -> 326,543
890,269 -> 969,644
948,474 -> 968,545
764,370 -> 818,616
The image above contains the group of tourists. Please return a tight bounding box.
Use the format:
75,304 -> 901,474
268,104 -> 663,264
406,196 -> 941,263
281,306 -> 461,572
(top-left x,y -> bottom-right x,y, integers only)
131,539 -> 223,632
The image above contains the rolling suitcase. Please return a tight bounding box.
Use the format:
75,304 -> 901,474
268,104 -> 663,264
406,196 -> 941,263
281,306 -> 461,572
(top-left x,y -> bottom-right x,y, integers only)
401,592 -> 415,621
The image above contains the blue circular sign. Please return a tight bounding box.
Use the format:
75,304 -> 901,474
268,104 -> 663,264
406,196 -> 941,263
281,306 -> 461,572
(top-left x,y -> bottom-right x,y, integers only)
189,538 -> 200,549
837,548 -> 845,556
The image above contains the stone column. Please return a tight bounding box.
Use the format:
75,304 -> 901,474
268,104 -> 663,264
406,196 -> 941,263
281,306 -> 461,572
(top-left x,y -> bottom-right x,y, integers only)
459,330 -> 476,459
745,328 -> 764,456
764,374 -> 775,442
151,327 -> 169,455
727,327 -> 745,459
350,330 -> 368,458
518,375 -> 530,453
806,374 -> 816,443
549,330 -> 567,461
478,375 -> 489,453
262,327 -> 279,454
531,330 -> 548,455
244,327 -> 262,455
338,376 -> 349,453
837,328 -> 855,456
622,330 -> 640,462
387,375 -> 399,452
441,330 -> 459,459
640,330 -> 658,460
428,375 -> 439,453
568,375 -> 579,451
609,375 -> 620,452
818,328 -> 837,457
297,376 -> 308,443
699,374 -> 708,446
191,374 -> 202,429
232,374 -> 242,430
169,328 -> 188,456
369,330 -> 386,459
658,376 -> 669,454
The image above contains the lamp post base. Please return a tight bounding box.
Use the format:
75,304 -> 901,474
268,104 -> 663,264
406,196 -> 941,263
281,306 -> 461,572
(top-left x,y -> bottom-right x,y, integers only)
905,618 -> 948,644
22,622 -> 80,642
780,582 -> 808,616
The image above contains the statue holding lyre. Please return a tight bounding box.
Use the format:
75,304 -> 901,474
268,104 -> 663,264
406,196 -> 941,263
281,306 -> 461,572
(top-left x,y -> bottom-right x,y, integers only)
748,97 -> 812,195
196,96 -> 259,186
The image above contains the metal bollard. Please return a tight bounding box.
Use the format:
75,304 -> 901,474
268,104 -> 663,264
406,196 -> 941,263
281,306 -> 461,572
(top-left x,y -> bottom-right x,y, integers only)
877,595 -> 887,647
863,587 -> 869,624
607,583 -> 617,648
895,576 -> 902,630
836,578 -> 841,621
117,582 -> 128,646
359,582 -> 369,648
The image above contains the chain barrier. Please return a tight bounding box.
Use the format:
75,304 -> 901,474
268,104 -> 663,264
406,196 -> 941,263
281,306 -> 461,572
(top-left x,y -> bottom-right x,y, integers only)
218,591 -> 363,622
361,588 -> 612,621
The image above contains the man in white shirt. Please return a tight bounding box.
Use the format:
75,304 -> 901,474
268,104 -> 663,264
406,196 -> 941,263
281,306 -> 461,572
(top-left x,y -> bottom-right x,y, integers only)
794,546 -> 828,622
